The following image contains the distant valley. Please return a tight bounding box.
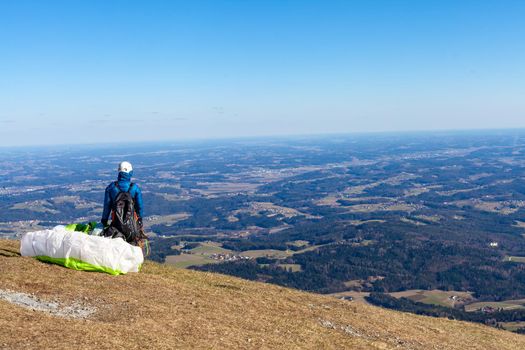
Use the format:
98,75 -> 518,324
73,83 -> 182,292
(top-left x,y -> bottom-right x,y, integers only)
2,131 -> 525,332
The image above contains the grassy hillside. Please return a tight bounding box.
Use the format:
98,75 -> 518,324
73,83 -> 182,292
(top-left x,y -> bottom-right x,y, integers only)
1,239 -> 524,350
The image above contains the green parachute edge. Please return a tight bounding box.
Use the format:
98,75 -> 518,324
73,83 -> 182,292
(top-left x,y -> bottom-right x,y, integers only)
34,222 -> 139,275
35,255 -> 124,275
65,222 -> 98,234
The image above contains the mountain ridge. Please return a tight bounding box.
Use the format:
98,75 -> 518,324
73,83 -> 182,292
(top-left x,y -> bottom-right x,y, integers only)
1,239 -> 523,350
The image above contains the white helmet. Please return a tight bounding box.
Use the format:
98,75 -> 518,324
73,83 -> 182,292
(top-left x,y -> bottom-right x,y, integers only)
118,161 -> 133,173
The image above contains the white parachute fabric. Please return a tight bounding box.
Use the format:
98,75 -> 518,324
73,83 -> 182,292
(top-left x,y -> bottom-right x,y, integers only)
20,225 -> 143,275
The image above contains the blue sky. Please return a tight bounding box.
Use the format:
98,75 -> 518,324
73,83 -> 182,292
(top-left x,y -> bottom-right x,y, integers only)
1,0 -> 524,146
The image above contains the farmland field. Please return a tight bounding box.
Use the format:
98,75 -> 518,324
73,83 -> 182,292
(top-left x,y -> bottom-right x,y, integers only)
165,254 -> 218,269
464,299 -> 525,312
505,256 -> 525,263
389,290 -> 474,308
278,263 -> 302,272
241,249 -> 293,259
188,242 -> 233,255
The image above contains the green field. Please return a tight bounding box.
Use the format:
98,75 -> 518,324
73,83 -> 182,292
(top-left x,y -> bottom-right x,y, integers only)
514,220 -> 525,229
165,242 -> 234,268
168,234 -> 218,239
167,241 -> 324,268
505,256 -> 525,263
287,240 -> 310,247
346,219 -> 386,226
242,249 -> 293,259
500,322 -> 525,332
388,289 -> 525,313
242,244 -> 325,260
189,242 -> 233,255
258,263 -> 302,272
297,244 -> 324,253
464,299 -> 525,312
389,290 -> 474,308
165,254 -> 218,268
328,291 -> 370,303
278,264 -> 302,272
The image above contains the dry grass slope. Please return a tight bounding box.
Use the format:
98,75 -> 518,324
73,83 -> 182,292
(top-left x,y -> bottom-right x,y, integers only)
1,239 -> 524,350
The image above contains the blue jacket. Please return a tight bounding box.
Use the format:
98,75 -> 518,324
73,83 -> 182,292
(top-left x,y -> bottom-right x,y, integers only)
102,171 -> 144,221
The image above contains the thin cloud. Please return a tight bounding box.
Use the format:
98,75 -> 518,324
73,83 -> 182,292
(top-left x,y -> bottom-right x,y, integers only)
87,116 -> 189,125
212,106 -> 225,114
88,119 -> 112,124
151,116 -> 189,122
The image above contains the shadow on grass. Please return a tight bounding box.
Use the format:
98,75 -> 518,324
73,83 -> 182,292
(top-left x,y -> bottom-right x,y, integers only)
0,248 -> 21,257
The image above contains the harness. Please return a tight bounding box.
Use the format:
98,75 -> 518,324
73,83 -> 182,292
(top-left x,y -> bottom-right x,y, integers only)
109,181 -> 149,254
111,182 -> 136,220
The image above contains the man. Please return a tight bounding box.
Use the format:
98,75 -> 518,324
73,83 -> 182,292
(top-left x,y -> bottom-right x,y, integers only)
101,161 -> 144,242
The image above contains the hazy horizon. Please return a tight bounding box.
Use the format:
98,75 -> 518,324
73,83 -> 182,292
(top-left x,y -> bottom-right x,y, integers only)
1,1 -> 524,147
1,127 -> 524,151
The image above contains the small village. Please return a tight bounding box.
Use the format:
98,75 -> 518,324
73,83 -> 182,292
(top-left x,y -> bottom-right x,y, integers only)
208,253 -> 252,262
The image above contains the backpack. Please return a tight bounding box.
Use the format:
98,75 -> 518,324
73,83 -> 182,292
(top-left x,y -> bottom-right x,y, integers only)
108,182 -> 140,244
